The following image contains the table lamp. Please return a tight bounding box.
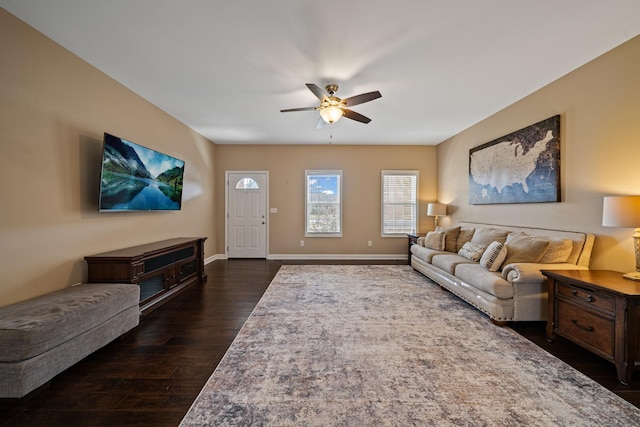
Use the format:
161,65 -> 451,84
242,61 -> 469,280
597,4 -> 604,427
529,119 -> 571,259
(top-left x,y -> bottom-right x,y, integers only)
427,203 -> 447,227
602,195 -> 640,281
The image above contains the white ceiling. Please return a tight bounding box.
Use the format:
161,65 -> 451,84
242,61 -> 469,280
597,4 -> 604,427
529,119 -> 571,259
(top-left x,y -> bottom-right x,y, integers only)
3,0 -> 640,145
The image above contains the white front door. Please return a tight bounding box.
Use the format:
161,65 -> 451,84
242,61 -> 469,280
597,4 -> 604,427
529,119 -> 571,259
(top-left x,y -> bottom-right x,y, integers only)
227,172 -> 268,258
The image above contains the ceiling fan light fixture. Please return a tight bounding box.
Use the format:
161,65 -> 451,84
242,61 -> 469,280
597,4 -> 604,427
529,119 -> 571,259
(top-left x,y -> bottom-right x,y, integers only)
319,106 -> 343,124
282,83 -> 380,126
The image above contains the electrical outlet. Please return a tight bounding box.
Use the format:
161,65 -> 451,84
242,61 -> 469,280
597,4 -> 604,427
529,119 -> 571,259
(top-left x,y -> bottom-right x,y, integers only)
367,241 -> 373,247
300,240 -> 304,247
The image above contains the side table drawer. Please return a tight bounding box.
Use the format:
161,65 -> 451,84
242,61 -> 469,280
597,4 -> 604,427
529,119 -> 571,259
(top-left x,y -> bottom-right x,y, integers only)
557,282 -> 615,314
557,300 -> 615,357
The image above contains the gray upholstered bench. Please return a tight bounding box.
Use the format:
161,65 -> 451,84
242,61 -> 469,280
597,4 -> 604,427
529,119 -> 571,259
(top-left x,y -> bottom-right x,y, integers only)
0,283 -> 140,398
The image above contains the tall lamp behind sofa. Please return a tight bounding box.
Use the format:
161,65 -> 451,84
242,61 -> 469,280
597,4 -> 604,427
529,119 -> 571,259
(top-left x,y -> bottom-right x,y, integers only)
427,203 -> 447,227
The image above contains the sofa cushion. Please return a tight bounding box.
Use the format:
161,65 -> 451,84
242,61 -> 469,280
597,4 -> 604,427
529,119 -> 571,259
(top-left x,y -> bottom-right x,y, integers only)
436,226 -> 461,252
411,244 -> 447,263
0,283 -> 139,362
539,238 -> 573,264
458,242 -> 487,262
470,227 -> 510,246
455,264 -> 513,299
503,232 -> 551,266
455,228 -> 475,251
480,241 -> 508,272
432,253 -> 477,275
424,231 -> 446,250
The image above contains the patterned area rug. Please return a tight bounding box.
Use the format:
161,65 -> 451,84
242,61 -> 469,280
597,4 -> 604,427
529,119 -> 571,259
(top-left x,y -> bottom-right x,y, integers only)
181,265 -> 640,426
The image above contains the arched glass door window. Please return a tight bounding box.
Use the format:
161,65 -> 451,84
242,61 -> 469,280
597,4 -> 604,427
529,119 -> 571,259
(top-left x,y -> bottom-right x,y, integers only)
235,177 -> 260,190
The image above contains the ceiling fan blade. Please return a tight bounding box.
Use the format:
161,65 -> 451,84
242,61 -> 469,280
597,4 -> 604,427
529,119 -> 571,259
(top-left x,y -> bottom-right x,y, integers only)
280,106 -> 318,112
306,83 -> 329,102
316,117 -> 326,129
342,91 -> 381,107
342,108 -> 372,124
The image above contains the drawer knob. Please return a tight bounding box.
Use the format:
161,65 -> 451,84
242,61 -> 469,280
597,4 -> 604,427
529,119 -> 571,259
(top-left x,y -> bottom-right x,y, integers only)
570,289 -> 594,303
571,318 -> 595,332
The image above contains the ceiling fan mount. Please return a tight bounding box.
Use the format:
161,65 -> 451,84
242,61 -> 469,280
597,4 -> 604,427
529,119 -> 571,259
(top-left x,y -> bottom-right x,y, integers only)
325,84 -> 339,95
280,83 -> 381,126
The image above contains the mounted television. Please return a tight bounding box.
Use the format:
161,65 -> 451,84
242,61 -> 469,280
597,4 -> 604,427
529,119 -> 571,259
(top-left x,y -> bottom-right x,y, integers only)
99,132 -> 185,211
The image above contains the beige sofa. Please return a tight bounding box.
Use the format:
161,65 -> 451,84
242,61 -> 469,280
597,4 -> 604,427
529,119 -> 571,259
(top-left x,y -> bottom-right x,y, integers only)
410,221 -> 594,324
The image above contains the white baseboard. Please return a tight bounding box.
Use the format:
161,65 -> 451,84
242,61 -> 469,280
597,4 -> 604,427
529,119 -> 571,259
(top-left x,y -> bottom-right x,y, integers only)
204,255 -> 225,264
206,254 -> 408,262
267,253 -> 407,261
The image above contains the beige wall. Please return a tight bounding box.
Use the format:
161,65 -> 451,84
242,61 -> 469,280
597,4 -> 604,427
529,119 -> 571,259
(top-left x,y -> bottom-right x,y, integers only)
4,4 -> 638,306
215,145 -> 437,257
437,35 -> 640,272
0,10 -> 217,307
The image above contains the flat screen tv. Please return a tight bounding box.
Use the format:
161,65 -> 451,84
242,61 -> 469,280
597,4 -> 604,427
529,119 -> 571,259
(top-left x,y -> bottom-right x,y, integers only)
99,132 -> 185,211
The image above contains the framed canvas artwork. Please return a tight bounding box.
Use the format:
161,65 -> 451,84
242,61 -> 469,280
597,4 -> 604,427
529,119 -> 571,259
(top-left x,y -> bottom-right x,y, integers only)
468,115 -> 560,205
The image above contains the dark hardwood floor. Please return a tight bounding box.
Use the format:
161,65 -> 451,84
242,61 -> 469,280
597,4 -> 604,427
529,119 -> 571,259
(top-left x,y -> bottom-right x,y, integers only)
1,259 -> 639,426
0,259 -> 281,427
509,321 -> 640,407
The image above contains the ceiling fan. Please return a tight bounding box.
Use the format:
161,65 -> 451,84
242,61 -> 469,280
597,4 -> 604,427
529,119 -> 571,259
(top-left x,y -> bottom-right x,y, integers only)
280,83 -> 381,126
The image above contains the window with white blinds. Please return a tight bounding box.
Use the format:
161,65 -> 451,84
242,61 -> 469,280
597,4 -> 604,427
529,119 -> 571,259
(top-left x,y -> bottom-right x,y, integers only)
381,170 -> 418,236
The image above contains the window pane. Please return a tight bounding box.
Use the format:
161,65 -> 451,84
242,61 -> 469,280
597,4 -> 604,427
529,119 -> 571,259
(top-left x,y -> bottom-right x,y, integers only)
381,171 -> 418,236
308,203 -> 339,233
235,178 -> 259,190
306,171 -> 342,236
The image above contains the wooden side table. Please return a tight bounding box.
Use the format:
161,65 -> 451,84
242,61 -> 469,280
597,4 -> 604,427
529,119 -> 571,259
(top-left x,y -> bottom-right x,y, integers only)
407,233 -> 419,265
543,269 -> 640,384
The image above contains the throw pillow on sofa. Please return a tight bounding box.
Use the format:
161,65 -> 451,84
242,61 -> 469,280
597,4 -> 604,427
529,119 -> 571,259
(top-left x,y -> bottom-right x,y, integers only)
539,238 -> 573,263
458,242 -> 487,261
455,228 -> 475,251
424,231 -> 446,250
480,241 -> 508,272
470,227 -> 510,246
502,232 -> 551,265
436,226 -> 461,252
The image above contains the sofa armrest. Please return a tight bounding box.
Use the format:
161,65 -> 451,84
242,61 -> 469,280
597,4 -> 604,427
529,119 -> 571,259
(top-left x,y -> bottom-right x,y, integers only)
502,263 -> 586,284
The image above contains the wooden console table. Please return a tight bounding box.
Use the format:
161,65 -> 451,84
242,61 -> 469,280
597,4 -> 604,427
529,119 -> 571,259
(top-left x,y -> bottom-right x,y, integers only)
85,237 -> 207,314
543,269 -> 640,384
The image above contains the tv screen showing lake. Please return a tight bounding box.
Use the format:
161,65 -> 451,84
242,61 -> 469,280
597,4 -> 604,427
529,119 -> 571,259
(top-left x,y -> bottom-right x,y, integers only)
99,133 -> 185,211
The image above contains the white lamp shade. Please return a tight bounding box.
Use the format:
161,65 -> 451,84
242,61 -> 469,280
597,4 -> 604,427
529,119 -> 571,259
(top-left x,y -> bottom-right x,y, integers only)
427,203 -> 447,216
319,106 -> 343,124
602,196 -> 640,227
